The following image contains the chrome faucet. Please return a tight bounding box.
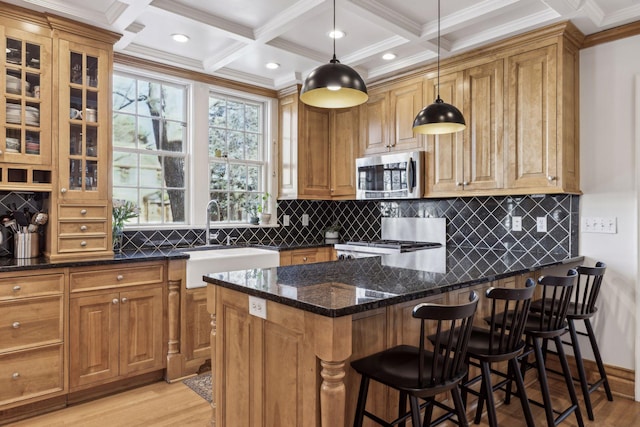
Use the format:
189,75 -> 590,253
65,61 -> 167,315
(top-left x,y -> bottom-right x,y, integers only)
206,200 -> 221,244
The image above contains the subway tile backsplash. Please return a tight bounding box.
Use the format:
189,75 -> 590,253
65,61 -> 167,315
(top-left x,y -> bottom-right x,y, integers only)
120,194 -> 578,258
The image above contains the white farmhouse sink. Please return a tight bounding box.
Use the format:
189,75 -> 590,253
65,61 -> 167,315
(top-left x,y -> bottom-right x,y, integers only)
184,247 -> 280,289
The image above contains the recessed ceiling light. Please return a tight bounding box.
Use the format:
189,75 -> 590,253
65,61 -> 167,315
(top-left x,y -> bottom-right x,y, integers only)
266,62 -> 280,70
382,53 -> 397,61
329,30 -> 345,39
171,33 -> 190,43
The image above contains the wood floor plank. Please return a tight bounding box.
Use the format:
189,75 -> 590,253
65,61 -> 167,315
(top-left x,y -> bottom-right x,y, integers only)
5,374 -> 639,426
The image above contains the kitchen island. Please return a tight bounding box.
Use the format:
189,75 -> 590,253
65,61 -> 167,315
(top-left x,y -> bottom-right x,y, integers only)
204,246 -> 582,427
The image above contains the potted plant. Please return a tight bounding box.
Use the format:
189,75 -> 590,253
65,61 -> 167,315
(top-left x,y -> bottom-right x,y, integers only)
324,222 -> 341,240
245,201 -> 259,225
112,199 -> 139,252
257,192 -> 271,224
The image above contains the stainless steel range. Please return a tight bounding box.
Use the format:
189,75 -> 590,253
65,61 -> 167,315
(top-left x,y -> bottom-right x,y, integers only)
334,218 -> 446,259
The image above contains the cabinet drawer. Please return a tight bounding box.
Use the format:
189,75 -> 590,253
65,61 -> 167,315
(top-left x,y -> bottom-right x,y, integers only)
59,205 -> 107,220
59,220 -> 108,235
70,263 -> 165,292
0,296 -> 63,352
0,273 -> 64,301
58,236 -> 107,253
0,345 -> 64,406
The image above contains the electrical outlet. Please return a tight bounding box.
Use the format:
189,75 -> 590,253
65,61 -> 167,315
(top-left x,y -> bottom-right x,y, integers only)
283,215 -> 290,226
536,216 -> 547,233
582,217 -> 617,234
302,214 -> 309,226
512,216 -> 522,231
249,296 -> 267,319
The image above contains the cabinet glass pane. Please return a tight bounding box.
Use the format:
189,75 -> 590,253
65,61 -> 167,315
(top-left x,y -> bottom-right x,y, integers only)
86,127 -> 98,157
86,160 -> 98,191
70,159 -> 82,190
25,130 -> 40,155
6,38 -> 21,65
86,55 -> 98,87
70,52 -> 82,84
70,88 -> 83,116
5,129 -> 21,153
70,124 -> 82,155
25,42 -> 40,69
25,72 -> 40,98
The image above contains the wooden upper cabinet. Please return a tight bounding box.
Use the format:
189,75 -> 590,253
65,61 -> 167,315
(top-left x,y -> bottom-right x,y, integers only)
278,88 -> 358,200
361,80 -> 423,155
299,105 -> 331,198
506,45 -> 558,190
360,89 -> 389,155
331,108 -> 358,197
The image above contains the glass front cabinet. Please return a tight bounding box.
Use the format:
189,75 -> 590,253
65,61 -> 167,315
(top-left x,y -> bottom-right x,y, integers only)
0,24 -> 52,187
58,40 -> 109,201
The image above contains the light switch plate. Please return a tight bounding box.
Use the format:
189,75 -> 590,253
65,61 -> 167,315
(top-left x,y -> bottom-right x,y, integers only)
301,214 -> 309,226
249,296 -> 267,319
512,216 -> 522,231
582,217 -> 617,234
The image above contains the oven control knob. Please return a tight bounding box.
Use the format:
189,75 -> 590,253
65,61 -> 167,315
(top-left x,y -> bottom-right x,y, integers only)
338,254 -> 346,260
347,254 -> 354,260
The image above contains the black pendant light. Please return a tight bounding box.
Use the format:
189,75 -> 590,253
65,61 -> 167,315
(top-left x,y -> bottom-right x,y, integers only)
412,0 -> 465,135
300,0 -> 368,108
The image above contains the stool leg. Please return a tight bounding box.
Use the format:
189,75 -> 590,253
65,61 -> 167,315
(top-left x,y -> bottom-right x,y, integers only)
568,318 -> 594,420
399,391 -> 408,427
474,375 -> 486,425
480,361 -> 498,427
555,335 -> 585,427
422,398 -> 434,427
451,386 -> 469,427
353,376 -> 369,427
532,336 -> 556,427
585,318 -> 614,401
409,396 -> 422,427
510,357 -> 534,427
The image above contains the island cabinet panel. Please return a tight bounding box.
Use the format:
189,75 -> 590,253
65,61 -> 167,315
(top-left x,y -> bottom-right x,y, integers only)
214,286 -> 318,427
184,288 -> 210,363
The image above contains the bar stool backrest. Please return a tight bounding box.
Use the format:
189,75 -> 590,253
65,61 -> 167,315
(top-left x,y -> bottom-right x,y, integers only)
413,291 -> 479,388
486,278 -> 537,354
572,262 -> 607,317
534,269 -> 578,332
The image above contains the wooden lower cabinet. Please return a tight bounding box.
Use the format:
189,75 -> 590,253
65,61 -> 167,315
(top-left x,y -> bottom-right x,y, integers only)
69,263 -> 165,391
279,247 -> 332,266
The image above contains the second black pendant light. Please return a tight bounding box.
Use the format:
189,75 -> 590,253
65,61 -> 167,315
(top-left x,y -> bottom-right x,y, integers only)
413,0 -> 466,135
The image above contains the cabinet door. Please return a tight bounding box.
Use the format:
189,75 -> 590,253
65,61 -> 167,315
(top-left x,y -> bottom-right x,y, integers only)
330,108 -> 358,198
425,71 -> 465,194
69,292 -> 120,389
299,105 -> 331,198
58,39 -> 110,201
462,60 -> 504,191
279,93 -> 298,199
1,26 -> 52,167
185,288 -> 211,362
360,90 -> 389,155
119,286 -> 164,376
506,45 -> 557,190
389,80 -> 423,152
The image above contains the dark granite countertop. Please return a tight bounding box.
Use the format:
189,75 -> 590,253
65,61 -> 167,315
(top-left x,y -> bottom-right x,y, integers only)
203,246 -> 584,318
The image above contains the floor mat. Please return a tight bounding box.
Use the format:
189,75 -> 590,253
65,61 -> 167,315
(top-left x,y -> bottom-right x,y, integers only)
182,372 -> 212,403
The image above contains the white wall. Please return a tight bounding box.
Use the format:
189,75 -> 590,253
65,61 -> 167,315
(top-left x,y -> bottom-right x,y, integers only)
579,35 -> 639,399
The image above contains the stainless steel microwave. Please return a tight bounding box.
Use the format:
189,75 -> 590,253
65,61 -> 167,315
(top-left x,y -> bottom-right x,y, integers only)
355,151 -> 423,199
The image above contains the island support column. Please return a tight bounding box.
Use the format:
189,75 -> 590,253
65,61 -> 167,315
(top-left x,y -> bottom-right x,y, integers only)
312,314 -> 353,427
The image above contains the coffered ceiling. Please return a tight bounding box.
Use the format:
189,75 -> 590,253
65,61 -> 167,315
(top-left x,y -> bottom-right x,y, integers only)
5,0 -> 640,89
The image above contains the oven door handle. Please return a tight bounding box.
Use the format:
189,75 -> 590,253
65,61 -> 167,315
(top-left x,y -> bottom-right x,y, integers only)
407,157 -> 415,192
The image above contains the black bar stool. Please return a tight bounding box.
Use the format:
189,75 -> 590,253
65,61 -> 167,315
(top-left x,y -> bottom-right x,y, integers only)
351,291 -> 479,427
531,262 -> 613,420
516,270 -> 584,427
461,280 -> 537,427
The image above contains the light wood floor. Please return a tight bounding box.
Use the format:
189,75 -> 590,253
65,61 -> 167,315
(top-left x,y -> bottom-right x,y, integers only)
6,375 -> 640,426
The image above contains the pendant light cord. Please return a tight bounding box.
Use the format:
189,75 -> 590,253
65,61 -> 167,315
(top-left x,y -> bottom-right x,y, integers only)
436,0 -> 441,100
332,0 -> 337,61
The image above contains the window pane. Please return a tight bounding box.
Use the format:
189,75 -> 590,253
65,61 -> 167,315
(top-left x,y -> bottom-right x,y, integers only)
140,153 -> 162,186
209,128 -> 226,157
113,113 -> 136,148
113,75 -> 137,113
246,133 -> 258,160
163,121 -> 185,152
137,80 -> 151,115
210,163 -> 227,190
229,193 -> 247,222
138,118 -> 157,150
163,85 -> 184,121
113,152 -> 138,186
227,100 -> 244,130
228,131 -> 244,159
245,104 -> 259,132
229,164 -> 247,191
209,97 -> 226,127
248,166 -> 259,191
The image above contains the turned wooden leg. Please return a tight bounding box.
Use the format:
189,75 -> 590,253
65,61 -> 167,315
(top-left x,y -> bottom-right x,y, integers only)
165,276 -> 182,381
320,359 -> 347,427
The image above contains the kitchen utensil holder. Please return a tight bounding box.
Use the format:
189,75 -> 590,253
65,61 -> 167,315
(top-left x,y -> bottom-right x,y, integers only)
14,233 -> 39,258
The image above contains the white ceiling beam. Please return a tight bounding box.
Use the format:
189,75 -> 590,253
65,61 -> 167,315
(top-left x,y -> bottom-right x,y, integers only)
367,50 -> 437,80
254,0 -> 327,42
346,0 -> 422,40
267,37 -> 329,63
111,0 -> 154,31
11,0 -> 115,25
541,0 -> 585,16
149,0 -> 255,42
123,42 -> 204,69
599,1 -> 640,28
202,41 -> 250,72
343,35 -> 409,65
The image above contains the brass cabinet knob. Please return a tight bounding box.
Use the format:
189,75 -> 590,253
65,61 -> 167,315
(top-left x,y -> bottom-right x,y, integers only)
80,241 -> 87,247
80,225 -> 87,231
80,209 -> 87,215
12,285 -> 21,292
121,297 -> 128,304
60,188 -> 68,194
12,372 -> 20,380
463,181 -> 469,186
12,322 -> 20,329
547,175 -> 556,181
112,298 -> 119,305
302,257 -> 308,262
116,275 -> 124,281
